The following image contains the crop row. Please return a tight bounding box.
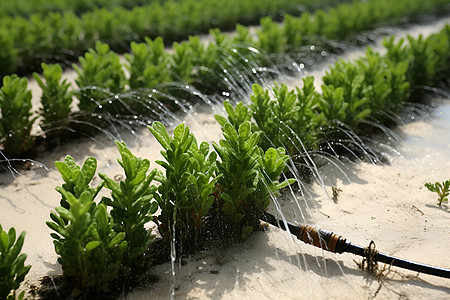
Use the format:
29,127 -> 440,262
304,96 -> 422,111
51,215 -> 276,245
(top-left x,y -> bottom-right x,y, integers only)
2,21 -> 449,300
1,0 -> 448,158
2,118 -> 294,298
0,0 -> 160,18
216,25 -> 450,167
0,0 -> 341,76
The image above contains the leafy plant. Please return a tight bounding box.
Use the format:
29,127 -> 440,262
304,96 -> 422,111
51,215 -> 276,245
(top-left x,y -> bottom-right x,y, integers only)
170,41 -> 195,84
125,37 -> 170,90
0,30 -> 18,75
33,63 -> 73,135
48,156 -> 127,297
149,122 -> 219,253
425,180 -> 450,207
73,41 -> 125,113
0,225 -> 31,300
212,120 -> 295,240
54,155 -> 102,210
249,81 -> 320,154
99,141 -> 158,274
0,75 -> 37,157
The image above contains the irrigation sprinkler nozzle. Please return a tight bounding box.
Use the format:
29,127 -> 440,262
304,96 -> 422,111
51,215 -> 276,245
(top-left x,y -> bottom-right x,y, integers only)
262,212 -> 450,279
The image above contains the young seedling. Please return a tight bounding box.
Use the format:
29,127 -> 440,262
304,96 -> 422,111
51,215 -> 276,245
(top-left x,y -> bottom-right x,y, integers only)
73,41 -> 125,113
54,155 -> 103,210
0,75 -> 37,157
425,180 -> 450,207
33,63 -> 72,136
125,37 -> 170,91
148,122 -> 219,253
0,225 -> 30,300
48,157 -> 127,297
99,141 -> 159,275
213,120 -> 295,240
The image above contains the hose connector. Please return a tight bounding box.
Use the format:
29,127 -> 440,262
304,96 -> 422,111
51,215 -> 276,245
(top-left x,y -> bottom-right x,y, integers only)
298,225 -> 347,254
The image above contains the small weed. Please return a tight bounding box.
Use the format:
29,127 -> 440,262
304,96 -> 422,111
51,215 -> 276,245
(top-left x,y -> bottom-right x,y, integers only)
424,180 -> 450,207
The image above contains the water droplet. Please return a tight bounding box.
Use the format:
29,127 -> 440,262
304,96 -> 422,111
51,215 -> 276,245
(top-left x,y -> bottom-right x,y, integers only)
98,105 -> 103,109
310,45 -> 315,51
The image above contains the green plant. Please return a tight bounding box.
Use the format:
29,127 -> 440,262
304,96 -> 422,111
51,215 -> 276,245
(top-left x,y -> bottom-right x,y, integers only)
73,41 -> 125,113
425,180 -> 450,207
0,75 -> 37,157
0,30 -> 18,75
149,122 -> 219,253
54,155 -> 102,210
33,63 -> 73,135
212,120 -> 294,240
248,81 -> 320,154
99,141 -> 158,274
0,225 -> 31,300
48,156 -> 127,297
406,34 -> 439,87
125,37 -> 170,90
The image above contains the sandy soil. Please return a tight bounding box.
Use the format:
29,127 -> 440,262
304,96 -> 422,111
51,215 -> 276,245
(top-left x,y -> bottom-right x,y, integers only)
1,16 -> 449,300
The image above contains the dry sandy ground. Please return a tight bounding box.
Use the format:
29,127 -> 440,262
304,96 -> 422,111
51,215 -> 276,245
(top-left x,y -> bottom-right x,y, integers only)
1,17 -> 450,300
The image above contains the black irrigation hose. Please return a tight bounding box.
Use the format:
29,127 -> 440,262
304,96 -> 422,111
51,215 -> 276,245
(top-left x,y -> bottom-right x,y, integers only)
262,212 -> 450,279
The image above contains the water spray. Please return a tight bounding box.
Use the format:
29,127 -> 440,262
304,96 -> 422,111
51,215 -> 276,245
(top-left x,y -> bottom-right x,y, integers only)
262,212 -> 450,279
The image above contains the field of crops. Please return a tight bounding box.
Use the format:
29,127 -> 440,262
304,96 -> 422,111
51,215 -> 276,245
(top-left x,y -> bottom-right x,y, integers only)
1,0 -> 450,299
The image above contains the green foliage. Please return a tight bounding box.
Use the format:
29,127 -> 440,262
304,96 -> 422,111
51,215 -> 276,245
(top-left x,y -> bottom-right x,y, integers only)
249,81 -> 319,154
171,41 -> 195,84
0,75 -> 36,157
215,24 -> 449,166
0,0 -> 342,76
0,225 -> 30,300
125,37 -> 170,90
48,157 -> 127,297
99,141 -> 158,274
258,17 -> 285,56
318,85 -> 347,123
33,63 -> 73,134
73,41 -> 125,113
0,0 -> 153,18
148,122 -> 218,252
406,34 -> 439,87
0,30 -> 18,75
54,155 -> 102,210
212,121 -> 294,240
425,180 -> 450,207
215,100 -> 253,133
2,0 -> 450,156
